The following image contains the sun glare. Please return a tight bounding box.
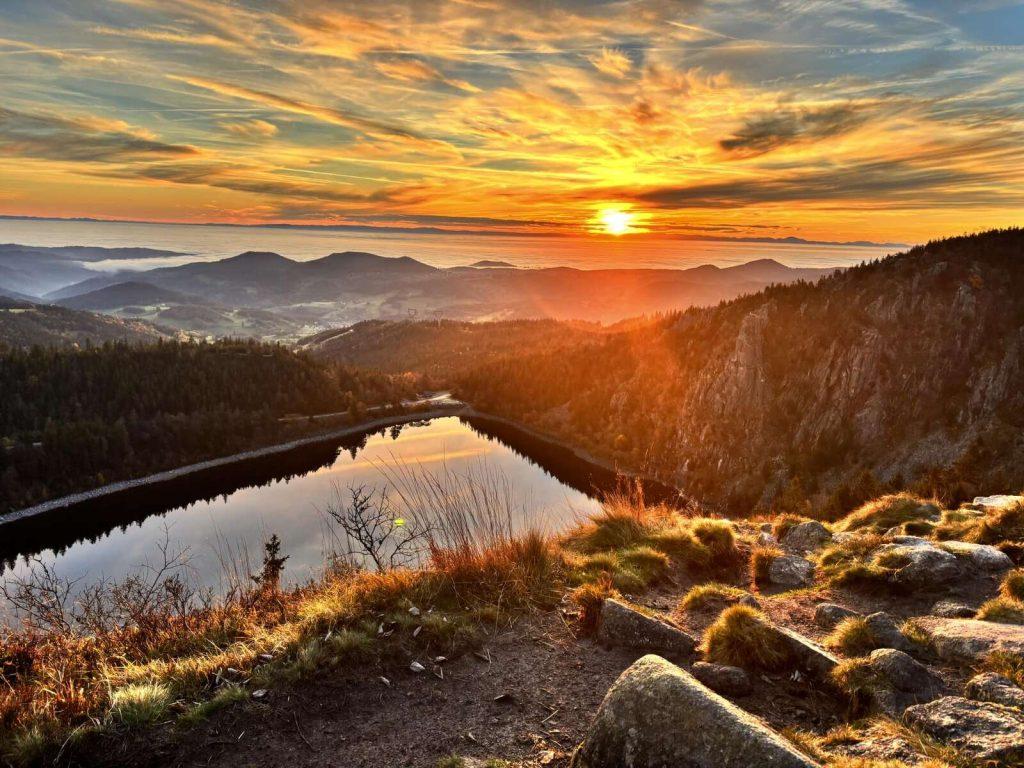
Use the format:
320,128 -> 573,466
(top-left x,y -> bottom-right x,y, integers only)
600,208 -> 634,236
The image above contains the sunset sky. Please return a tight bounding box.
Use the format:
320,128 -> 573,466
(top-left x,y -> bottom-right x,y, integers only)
1,0 -> 1022,244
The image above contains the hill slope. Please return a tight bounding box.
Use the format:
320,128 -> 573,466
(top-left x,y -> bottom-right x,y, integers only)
455,228 -> 1024,512
0,297 -> 166,348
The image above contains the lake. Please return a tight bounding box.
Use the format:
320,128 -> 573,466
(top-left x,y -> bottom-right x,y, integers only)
0,416 -> 675,619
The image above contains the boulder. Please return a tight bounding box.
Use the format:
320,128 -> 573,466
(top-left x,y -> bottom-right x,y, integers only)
597,599 -> 696,657
571,655 -> 820,768
938,540 -> 1013,572
879,544 -> 961,587
863,648 -> 944,717
780,521 -> 832,552
864,612 -> 915,653
966,673 -> 1024,710
918,617 -> 1024,662
757,531 -> 779,547
971,495 -> 1024,511
769,555 -> 815,587
930,598 -> 975,618
814,603 -> 861,628
905,696 -> 1024,764
774,626 -> 839,679
691,661 -> 752,697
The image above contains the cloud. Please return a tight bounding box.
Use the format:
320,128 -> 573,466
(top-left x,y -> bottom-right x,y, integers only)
633,152 -> 1023,210
589,48 -> 632,78
718,104 -> 872,157
219,118 -> 278,138
0,107 -> 198,163
169,75 -> 450,152
372,57 -> 480,92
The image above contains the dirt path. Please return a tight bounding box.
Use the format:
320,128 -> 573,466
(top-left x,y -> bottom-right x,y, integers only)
148,613 -> 639,768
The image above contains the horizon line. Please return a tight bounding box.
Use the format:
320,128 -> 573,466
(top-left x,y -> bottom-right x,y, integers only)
0,214 -> 909,250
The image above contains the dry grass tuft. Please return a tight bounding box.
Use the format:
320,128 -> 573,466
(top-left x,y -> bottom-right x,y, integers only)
678,582 -> 749,613
835,493 -> 939,534
701,605 -> 794,672
934,501 -> 1024,544
108,683 -> 173,729
982,650 -> 1024,688
1000,568 -> 1024,601
749,545 -> 783,586
826,617 -> 878,657
976,596 -> 1024,625
569,579 -> 619,636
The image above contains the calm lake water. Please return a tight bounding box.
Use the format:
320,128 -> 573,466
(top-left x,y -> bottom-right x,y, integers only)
0,416 -> 670,618
0,218 -> 899,271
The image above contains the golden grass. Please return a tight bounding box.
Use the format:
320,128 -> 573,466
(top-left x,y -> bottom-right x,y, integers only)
982,650 -> 1024,688
569,579 -> 619,636
934,501 -> 1024,544
826,617 -> 878,657
835,493 -> 939,534
1000,568 -> 1024,601
108,683 -> 173,729
976,596 -> 1024,625
749,545 -> 782,586
678,582 -> 749,613
701,605 -> 794,672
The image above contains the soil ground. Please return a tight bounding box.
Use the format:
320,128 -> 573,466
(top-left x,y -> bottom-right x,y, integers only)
81,546 -> 1010,768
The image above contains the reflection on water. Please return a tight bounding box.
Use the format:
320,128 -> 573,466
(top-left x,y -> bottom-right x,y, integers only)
1,417 -> 627,602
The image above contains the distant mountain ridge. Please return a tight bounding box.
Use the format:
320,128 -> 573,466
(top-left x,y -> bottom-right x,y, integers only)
44,249 -> 836,328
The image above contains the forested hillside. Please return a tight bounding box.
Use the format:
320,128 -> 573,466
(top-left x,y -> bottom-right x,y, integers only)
299,318 -> 608,381
0,297 -> 165,348
0,340 -> 413,511
455,229 -> 1024,515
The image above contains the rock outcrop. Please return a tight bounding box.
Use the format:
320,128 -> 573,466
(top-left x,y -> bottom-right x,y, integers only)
596,599 -> 696,657
918,618 -> 1024,662
905,696 -> 1024,764
814,603 -> 861,628
571,655 -> 820,768
690,661 -> 752,697
966,673 -> 1024,710
769,555 -> 814,587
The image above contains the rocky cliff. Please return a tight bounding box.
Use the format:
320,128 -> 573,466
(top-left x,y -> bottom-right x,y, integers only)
456,228 -> 1024,513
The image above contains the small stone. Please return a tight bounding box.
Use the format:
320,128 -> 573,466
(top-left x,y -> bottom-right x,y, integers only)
408,606 -> 421,616
965,673 -> 1024,710
780,521 -> 832,552
905,696 -> 1024,764
691,662 -> 752,697
409,661 -> 426,673
971,495 -> 1024,511
768,554 -> 815,587
597,598 -> 696,657
379,676 -> 391,686
252,689 -> 267,699
738,594 -> 762,609
814,603 -> 861,628
931,598 -> 975,618
756,531 -> 778,547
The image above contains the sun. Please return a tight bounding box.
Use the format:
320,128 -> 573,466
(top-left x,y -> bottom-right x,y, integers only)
599,208 -> 634,236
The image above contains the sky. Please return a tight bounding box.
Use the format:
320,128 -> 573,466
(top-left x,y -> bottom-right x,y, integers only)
0,0 -> 1022,245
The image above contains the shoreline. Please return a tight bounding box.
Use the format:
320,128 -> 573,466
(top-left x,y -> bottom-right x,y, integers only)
0,405 -> 467,527
0,405 -> 683,531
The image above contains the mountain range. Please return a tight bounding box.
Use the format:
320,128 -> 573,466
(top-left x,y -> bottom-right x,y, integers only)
0,244 -> 839,344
